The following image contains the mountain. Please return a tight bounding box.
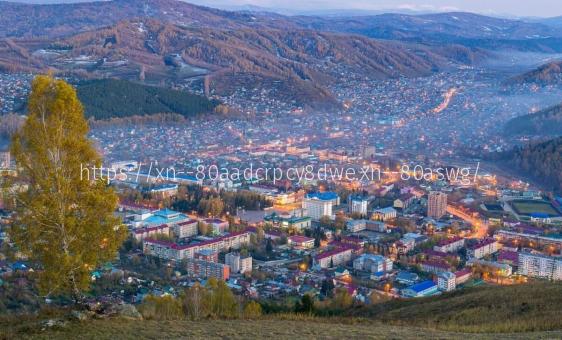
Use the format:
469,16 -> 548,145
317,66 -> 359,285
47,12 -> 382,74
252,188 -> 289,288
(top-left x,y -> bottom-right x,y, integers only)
504,102 -> 562,136
289,12 -> 562,52
0,0 -> 296,39
0,16 -> 459,107
501,137 -> 562,193
504,59 -> 562,86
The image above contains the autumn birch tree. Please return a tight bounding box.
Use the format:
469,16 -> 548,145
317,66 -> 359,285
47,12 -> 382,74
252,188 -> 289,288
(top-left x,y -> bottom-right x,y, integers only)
8,75 -> 126,302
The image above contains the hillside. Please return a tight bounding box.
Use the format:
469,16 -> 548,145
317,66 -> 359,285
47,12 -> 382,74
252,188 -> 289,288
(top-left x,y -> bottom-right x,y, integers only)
75,78 -> 220,120
499,137 -> 562,193
352,282 -> 562,333
0,18 -> 455,107
2,283 -> 562,338
504,59 -> 562,86
504,103 -> 562,136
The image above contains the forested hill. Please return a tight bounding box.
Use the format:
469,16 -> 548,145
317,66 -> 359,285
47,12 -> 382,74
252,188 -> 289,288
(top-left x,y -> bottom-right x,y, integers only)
504,102 -> 562,136
503,137 -> 562,193
75,79 -> 220,120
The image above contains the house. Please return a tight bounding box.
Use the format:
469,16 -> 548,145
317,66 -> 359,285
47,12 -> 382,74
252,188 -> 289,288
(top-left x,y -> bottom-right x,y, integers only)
264,213 -> 312,231
402,280 -> 439,298
468,238 -> 498,259
437,272 -> 456,291
433,236 -> 465,253
288,235 -> 315,249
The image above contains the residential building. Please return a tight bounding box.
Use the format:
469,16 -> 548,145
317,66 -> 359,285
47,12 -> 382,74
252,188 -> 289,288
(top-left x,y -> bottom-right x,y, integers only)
353,254 -> 393,273
203,218 -> 229,234
287,235 -> 315,249
132,224 -> 170,241
194,249 -> 218,263
303,192 -> 339,220
175,220 -> 198,239
518,252 -> 562,280
314,247 -> 353,269
427,191 -> 447,219
468,238 -> 499,259
402,280 -> 439,298
437,271 -> 456,291
434,236 -> 465,253
421,260 -> 451,274
186,258 -> 230,280
143,230 -> 251,260
454,268 -> 472,285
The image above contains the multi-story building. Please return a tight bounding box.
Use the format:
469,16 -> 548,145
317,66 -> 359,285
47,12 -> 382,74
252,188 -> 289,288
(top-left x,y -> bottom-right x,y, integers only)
349,196 -> 368,216
427,191 -> 447,219
421,260 -> 452,274
353,254 -> 393,273
454,268 -> 472,285
314,247 -> 353,269
194,249 -> 218,263
347,219 -> 367,233
518,252 -> 562,280
434,236 -> 465,253
225,252 -> 253,274
203,218 -> 229,234
132,224 -> 170,241
468,238 -> 498,259
175,220 -> 198,238
143,230 -> 251,260
264,213 -> 312,231
438,271 -> 456,291
186,258 -> 230,280
303,192 -> 339,220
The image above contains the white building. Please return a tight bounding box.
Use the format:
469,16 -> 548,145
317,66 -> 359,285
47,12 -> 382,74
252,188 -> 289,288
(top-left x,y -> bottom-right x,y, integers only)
303,192 -> 339,221
226,252 -> 253,274
353,254 -> 393,273
349,197 -> 368,216
518,252 -> 562,280
347,219 -> 367,233
437,271 -> 456,291
468,238 -> 498,259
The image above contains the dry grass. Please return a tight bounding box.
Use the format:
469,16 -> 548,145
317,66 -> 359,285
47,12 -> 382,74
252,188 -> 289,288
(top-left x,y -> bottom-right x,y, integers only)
3,317 -> 562,340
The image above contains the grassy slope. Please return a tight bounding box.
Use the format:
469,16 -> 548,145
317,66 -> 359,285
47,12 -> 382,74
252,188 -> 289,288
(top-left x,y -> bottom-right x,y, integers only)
2,283 -> 562,339
351,283 -> 562,333
4,318 -> 562,340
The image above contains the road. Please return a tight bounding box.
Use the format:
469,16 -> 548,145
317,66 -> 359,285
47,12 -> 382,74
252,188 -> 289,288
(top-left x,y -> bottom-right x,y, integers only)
446,204 -> 488,238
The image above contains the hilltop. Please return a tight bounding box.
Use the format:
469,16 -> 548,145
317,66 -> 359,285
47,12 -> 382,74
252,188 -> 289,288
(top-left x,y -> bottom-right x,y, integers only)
504,59 -> 562,86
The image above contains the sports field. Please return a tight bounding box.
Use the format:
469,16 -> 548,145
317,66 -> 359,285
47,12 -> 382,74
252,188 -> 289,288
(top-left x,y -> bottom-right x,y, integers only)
510,200 -> 561,217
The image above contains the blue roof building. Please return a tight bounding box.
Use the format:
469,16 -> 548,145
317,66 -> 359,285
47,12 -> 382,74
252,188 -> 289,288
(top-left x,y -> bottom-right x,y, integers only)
306,192 -> 339,202
401,280 -> 439,298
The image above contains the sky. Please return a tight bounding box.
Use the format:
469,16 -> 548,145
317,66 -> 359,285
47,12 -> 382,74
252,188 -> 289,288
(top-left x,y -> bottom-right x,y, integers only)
12,0 -> 562,18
